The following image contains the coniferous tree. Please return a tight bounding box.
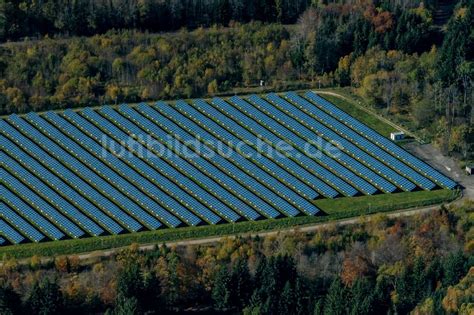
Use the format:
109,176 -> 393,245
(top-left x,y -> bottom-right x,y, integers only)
323,278 -> 347,315
0,284 -> 22,315
26,278 -> 64,315
212,266 -> 232,310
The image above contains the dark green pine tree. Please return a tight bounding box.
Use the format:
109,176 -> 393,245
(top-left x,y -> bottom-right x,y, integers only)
212,266 -> 232,310
323,278 -> 347,315
278,281 -> 295,314
109,295 -> 139,315
443,250 -> 467,286
349,278 -> 375,315
0,284 -> 22,315
394,265 -> 415,314
437,0 -> 474,85
231,259 -> 253,309
26,278 -> 64,315
371,276 -> 391,315
116,263 -> 143,299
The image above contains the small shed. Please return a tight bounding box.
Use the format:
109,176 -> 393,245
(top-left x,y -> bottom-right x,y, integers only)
390,131 -> 405,141
466,165 -> 474,175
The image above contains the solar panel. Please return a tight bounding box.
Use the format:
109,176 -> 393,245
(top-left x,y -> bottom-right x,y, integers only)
137,103 -> 283,219
1,184 -> 65,240
1,134 -> 124,235
285,92 -> 434,190
209,97 -> 329,198
2,153 -> 104,236
62,109 -> 217,225
7,114 -> 162,231
82,107 -> 238,223
119,104 -> 265,220
167,100 -> 319,216
228,95 -> 365,197
305,92 -> 457,189
0,202 -> 45,242
0,219 -> 25,244
26,113 -> 182,229
249,94 -> 394,193
187,99 -> 320,215
0,121 -> 142,233
44,112 -> 200,227
2,167 -> 86,238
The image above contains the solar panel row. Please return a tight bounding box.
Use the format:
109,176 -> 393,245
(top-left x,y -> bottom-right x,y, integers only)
136,104 -> 281,219
1,120 -> 143,233
8,114 -> 162,231
220,97 -> 341,198
250,95 -> 395,193
170,100 -> 318,216
61,110 -> 209,226
0,201 -> 45,242
231,95 -> 370,197
120,105 -> 265,220
284,92 -> 434,190
1,135 -> 124,235
89,107 -> 240,223
304,92 -> 457,189
0,219 -> 25,244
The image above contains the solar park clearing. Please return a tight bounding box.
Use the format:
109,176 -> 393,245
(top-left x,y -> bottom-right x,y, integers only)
0,91 -> 457,246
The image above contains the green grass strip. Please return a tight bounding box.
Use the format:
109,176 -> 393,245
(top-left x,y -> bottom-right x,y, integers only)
319,93 -> 396,136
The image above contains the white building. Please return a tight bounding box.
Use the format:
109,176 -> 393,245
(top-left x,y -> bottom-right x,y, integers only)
390,131 -> 405,141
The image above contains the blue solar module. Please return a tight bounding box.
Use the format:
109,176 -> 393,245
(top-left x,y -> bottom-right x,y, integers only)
0,219 -> 24,244
119,105 -> 265,220
0,185 -> 65,240
26,113 -> 182,228
43,112 -> 199,227
7,114 -> 162,231
1,168 -> 86,238
226,96 -> 362,197
0,122 -> 142,232
256,94 -> 398,193
268,93 -> 416,191
136,103 -> 282,219
0,135 -> 124,235
284,92 -> 434,190
2,153 -> 104,236
153,102 -> 302,217
247,94 -> 391,194
165,100 -> 319,216
81,107 -> 238,223
186,99 -> 319,215
0,202 -> 45,242
208,97 -> 322,199
305,92 -> 457,189
102,106 -> 260,220
62,110 -> 214,225
216,98 -> 340,198
0,237 -> 5,246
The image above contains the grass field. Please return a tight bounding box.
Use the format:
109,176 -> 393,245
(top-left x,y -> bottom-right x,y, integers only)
318,93 -> 397,136
0,189 -> 458,260
315,189 -> 456,214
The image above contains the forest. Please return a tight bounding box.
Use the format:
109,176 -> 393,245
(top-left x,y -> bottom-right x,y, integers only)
0,201 -> 472,314
0,0 -> 472,159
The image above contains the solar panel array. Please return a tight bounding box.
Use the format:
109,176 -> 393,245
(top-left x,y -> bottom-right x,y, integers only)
0,92 -> 456,245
